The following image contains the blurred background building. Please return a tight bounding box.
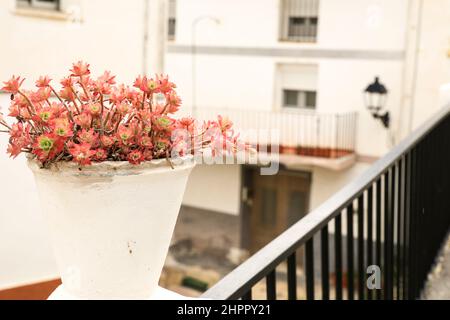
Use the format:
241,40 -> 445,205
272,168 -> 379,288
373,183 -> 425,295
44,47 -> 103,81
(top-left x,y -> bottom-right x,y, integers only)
0,0 -> 449,297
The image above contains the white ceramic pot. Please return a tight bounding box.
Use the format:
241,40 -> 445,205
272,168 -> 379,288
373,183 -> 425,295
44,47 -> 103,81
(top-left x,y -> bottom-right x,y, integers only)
28,156 -> 195,299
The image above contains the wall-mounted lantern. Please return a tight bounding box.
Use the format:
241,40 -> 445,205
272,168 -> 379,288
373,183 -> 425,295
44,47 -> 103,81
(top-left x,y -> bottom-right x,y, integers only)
364,76 -> 389,128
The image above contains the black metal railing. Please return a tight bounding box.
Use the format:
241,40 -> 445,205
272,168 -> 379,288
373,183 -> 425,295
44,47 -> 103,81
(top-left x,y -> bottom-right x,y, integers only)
201,104 -> 450,300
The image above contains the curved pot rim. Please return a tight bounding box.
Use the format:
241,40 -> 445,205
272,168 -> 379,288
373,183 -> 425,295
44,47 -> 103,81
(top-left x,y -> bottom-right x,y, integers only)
27,154 -> 195,177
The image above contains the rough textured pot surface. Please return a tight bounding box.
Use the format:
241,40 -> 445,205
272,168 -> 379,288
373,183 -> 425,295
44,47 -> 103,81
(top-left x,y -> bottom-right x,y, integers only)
28,156 -> 195,299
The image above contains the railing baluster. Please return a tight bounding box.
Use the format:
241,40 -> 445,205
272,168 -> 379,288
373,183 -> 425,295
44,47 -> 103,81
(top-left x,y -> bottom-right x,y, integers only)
242,289 -> 252,301
335,214 -> 343,300
397,156 -> 405,299
376,178 -> 382,300
357,194 -> 365,299
266,269 -> 276,300
384,169 -> 392,299
390,165 -> 396,299
367,185 -> 373,300
347,203 -> 354,300
287,253 -> 297,300
403,152 -> 411,299
414,145 -> 422,297
305,238 -> 315,300
321,226 -> 330,300
408,148 -> 417,299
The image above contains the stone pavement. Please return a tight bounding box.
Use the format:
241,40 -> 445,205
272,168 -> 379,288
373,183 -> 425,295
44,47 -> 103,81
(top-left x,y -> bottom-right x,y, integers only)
422,233 -> 450,300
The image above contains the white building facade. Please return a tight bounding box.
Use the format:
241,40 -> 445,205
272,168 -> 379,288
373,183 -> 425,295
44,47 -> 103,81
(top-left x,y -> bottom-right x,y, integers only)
165,0 -> 450,208
166,0 -> 450,251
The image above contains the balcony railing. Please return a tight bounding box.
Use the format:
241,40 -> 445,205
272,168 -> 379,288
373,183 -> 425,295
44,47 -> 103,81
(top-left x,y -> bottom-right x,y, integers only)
201,103 -> 450,300
196,108 -> 357,159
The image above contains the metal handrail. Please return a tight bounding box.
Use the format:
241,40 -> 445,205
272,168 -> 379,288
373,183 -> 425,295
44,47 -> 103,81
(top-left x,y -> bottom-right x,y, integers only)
201,103 -> 450,299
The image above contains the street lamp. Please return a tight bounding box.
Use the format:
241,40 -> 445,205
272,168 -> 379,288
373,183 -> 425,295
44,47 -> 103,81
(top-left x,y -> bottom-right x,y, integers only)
191,16 -> 220,117
364,76 -> 390,128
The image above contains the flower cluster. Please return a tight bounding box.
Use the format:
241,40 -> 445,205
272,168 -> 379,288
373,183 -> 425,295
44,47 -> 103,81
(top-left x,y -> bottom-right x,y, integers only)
0,61 -> 246,167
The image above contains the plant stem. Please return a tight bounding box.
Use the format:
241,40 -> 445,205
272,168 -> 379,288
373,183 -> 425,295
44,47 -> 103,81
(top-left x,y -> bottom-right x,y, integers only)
79,77 -> 91,100
18,90 -> 36,115
50,86 -> 74,122
69,86 -> 83,113
165,150 -> 174,169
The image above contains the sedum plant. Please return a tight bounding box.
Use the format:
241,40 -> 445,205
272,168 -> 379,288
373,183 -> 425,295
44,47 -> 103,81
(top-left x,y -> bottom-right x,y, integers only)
0,61 -> 245,167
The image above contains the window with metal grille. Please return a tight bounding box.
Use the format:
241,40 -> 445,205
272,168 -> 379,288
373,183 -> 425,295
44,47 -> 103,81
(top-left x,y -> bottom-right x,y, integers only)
283,89 -> 316,109
280,0 -> 319,42
168,0 -> 176,40
17,0 -> 60,10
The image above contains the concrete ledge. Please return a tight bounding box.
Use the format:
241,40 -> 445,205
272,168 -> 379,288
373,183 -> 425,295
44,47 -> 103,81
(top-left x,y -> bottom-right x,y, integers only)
12,8 -> 70,21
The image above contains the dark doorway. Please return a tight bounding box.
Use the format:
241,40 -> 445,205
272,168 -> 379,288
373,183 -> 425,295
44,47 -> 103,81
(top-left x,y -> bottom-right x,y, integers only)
241,166 -> 312,254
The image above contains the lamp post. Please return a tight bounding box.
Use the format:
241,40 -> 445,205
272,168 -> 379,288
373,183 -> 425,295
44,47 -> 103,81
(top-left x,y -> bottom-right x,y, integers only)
364,76 -> 390,128
191,16 -> 220,117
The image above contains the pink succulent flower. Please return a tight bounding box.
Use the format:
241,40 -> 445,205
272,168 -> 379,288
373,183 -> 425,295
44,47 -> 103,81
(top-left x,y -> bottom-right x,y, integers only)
32,133 -> 64,162
78,128 -> 98,145
51,118 -> 73,138
127,150 -> 144,165
74,112 -> 93,130
87,102 -> 102,116
157,74 -> 176,93
100,135 -> 115,148
70,61 -> 91,77
2,75 -> 25,94
98,71 -> 116,85
92,148 -> 108,161
35,76 -> 52,88
217,115 -> 233,132
69,142 -> 95,166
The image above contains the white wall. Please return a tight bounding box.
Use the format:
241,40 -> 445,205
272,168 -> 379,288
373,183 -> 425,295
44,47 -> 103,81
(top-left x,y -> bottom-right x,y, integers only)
182,164 -> 241,215
0,94 -> 58,288
166,54 -> 276,112
318,0 -> 408,51
309,162 -> 370,211
407,0 -> 450,131
0,0 -> 147,84
174,0 -> 408,51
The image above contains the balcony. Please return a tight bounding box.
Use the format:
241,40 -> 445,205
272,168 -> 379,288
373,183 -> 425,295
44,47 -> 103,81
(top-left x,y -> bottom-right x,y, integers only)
196,108 -> 358,170
200,104 -> 450,300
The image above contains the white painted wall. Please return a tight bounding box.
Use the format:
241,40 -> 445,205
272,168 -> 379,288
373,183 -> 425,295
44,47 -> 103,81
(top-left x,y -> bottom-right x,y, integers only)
318,0 -> 408,51
182,164 -> 241,215
0,133 -> 57,289
174,0 -> 408,51
309,162 -> 371,211
0,0 -> 145,84
407,0 -> 450,131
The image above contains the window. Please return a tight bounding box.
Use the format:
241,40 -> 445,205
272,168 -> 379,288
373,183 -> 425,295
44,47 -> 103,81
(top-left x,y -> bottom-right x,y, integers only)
277,64 -> 318,110
17,0 -> 60,10
283,89 -> 316,109
168,18 -> 176,40
168,0 -> 176,40
288,17 -> 318,38
280,0 -> 319,42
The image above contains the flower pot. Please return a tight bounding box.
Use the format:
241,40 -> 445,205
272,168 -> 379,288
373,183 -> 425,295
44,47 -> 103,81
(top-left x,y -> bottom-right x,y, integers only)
28,156 -> 195,299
